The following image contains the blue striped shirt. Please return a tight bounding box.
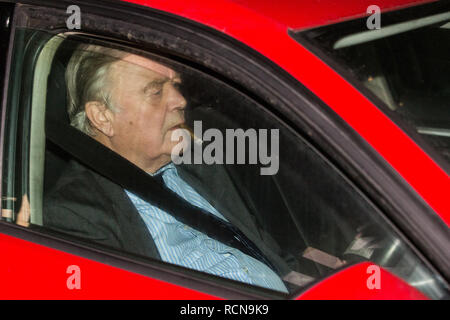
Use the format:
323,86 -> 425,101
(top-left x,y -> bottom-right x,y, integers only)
125,163 -> 287,293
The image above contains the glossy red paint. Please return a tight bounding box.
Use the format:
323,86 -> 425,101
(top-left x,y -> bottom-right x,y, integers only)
0,233 -> 216,299
125,0 -> 450,226
296,262 -> 428,300
1,231 -> 428,300
230,0 -> 437,30
126,0 -> 437,31
0,0 -> 447,301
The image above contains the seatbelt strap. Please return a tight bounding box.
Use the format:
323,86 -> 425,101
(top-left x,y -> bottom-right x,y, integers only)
45,116 -> 278,273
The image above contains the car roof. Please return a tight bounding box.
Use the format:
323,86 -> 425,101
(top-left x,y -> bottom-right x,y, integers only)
126,0 -> 438,30
233,0 -> 437,29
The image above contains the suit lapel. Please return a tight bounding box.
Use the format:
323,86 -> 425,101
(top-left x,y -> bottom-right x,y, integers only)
90,168 -> 161,260
178,163 -> 258,235
75,159 -> 291,276
178,163 -> 292,276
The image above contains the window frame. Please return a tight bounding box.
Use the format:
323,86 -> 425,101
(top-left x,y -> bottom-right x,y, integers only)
0,1 -> 15,223
0,0 -> 448,298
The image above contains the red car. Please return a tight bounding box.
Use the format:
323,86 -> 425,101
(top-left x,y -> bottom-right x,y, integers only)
0,0 -> 448,300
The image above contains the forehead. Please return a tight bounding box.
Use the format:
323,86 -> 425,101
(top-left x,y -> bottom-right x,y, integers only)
119,53 -> 178,80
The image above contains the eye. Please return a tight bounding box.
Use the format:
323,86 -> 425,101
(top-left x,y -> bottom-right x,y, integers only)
144,83 -> 164,96
172,77 -> 182,87
151,88 -> 163,95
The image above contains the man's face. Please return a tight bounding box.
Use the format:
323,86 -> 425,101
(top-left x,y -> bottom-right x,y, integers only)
106,54 -> 187,172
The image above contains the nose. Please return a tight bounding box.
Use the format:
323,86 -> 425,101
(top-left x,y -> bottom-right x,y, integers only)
166,82 -> 187,112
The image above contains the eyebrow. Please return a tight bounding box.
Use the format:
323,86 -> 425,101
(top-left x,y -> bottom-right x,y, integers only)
143,75 -> 182,90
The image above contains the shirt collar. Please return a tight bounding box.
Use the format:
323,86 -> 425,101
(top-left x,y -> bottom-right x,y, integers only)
151,162 -> 178,178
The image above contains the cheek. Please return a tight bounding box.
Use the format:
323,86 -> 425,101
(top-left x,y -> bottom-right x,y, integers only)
161,130 -> 182,155
119,103 -> 171,152
117,115 -> 137,137
139,118 -> 167,150
142,108 -> 168,137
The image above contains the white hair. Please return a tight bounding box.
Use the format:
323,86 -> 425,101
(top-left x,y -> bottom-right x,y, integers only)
66,44 -> 128,136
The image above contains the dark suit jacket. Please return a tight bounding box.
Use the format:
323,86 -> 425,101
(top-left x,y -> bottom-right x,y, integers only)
43,160 -> 293,277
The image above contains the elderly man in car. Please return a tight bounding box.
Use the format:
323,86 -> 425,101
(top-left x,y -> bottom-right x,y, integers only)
42,43 -> 291,293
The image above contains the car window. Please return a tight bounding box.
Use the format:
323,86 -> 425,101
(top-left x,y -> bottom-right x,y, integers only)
2,27 -> 447,299
0,3 -> 13,97
292,2 -> 450,172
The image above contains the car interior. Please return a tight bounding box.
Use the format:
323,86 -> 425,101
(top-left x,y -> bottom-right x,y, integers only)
35,33 -> 370,279
15,27 -> 446,298
334,19 -> 450,164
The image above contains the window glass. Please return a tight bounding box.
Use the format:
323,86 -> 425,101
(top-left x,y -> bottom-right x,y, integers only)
293,3 -> 450,169
0,3 -> 12,92
2,28 -> 447,298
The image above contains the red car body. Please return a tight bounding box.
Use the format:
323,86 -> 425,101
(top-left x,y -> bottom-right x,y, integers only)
0,0 -> 448,299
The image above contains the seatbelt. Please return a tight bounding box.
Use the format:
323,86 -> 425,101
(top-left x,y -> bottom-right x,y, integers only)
45,116 -> 278,273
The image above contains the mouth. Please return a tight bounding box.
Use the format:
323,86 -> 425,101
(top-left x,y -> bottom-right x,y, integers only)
166,123 -> 202,145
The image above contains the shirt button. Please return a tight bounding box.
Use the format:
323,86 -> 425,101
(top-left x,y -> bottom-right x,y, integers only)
242,267 -> 249,273
224,253 -> 231,258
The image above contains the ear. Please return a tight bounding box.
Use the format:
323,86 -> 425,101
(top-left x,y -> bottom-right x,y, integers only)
85,101 -> 115,137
